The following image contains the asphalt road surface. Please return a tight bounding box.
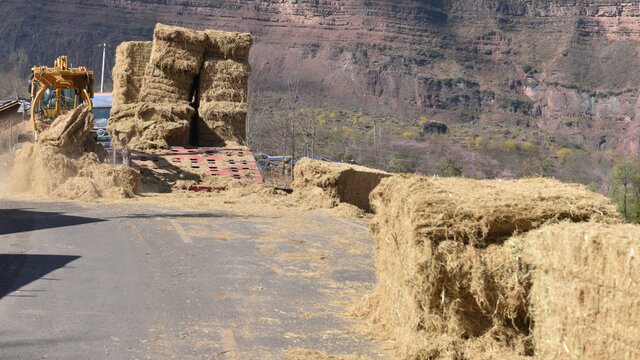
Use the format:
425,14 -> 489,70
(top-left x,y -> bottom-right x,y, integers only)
0,199 -> 386,359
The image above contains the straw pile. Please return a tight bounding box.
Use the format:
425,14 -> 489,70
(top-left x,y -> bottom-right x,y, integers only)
196,30 -> 252,146
523,223 -> 640,359
6,105 -> 139,200
108,102 -> 193,150
292,158 -> 391,212
354,175 -> 621,359
111,41 -> 152,107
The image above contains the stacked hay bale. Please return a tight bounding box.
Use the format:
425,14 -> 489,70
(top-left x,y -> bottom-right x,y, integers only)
354,175 -> 621,359
111,41 -> 152,108
108,23 -> 253,150
107,103 -> 196,150
524,223 -> 640,359
109,24 -> 206,149
196,30 -> 252,147
139,24 -> 206,104
292,158 -> 391,212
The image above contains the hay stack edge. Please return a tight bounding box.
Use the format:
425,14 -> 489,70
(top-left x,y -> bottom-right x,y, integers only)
292,158 -> 392,212
524,222 -> 640,359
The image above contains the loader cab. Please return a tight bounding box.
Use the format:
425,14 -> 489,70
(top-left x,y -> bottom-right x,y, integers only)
31,84 -> 86,120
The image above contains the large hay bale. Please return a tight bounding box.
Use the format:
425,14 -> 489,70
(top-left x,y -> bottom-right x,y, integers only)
138,23 -> 206,105
196,101 -> 247,147
198,55 -> 250,103
150,23 -> 206,74
204,30 -> 253,60
108,102 -> 194,150
355,175 -> 621,359
138,63 -> 196,104
111,41 -> 152,107
292,158 -> 391,212
524,223 -> 640,359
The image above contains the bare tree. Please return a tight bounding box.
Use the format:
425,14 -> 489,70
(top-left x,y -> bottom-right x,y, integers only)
9,49 -> 29,98
246,84 -> 263,149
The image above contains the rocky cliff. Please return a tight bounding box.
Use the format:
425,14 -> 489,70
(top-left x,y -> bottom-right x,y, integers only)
2,0 -> 640,153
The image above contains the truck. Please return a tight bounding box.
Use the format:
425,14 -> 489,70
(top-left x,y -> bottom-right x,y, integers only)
91,92 -> 113,149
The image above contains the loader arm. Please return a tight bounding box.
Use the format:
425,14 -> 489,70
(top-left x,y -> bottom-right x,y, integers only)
28,56 -> 94,141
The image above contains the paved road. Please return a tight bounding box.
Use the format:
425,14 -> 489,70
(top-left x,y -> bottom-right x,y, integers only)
0,199 -> 385,359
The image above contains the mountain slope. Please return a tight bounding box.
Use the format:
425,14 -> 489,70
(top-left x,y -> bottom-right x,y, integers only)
2,0 -> 640,153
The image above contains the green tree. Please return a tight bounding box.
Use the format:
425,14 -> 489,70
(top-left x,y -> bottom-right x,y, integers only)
387,153 -> 406,173
535,156 -> 554,177
609,157 -> 640,221
503,139 -> 517,152
8,49 -> 28,96
556,147 -> 572,163
438,157 -> 463,177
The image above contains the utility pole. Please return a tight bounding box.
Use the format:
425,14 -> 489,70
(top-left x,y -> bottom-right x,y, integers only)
9,106 -> 12,150
100,43 -> 107,93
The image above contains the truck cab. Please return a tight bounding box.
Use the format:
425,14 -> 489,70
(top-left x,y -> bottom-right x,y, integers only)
91,92 -> 112,149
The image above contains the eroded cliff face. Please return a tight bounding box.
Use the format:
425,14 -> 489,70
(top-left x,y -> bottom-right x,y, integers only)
525,84 -> 640,152
2,0 -> 640,153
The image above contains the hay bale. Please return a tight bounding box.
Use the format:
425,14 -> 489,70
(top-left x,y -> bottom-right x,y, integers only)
355,175 -> 621,359
137,23 -> 207,105
198,55 -> 250,103
371,175 -> 620,248
138,63 -> 196,104
196,101 -> 247,147
108,102 -> 194,150
150,23 -> 206,74
292,158 -> 391,212
204,30 -> 253,60
524,222 -> 640,359
111,41 -> 152,107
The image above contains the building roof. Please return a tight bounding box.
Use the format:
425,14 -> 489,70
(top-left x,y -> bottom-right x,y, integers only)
0,98 -> 29,114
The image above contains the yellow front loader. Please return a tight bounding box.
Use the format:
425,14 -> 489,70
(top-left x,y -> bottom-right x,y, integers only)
29,55 -> 94,140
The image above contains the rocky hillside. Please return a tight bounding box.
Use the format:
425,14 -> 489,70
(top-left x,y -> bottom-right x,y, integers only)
2,0 -> 640,153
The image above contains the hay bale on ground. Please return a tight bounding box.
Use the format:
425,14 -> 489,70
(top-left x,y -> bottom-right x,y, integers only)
204,30 -> 253,60
196,101 -> 246,147
108,102 -> 194,150
198,55 -> 250,103
354,175 -> 621,359
112,41 -> 152,107
524,223 -> 640,359
292,158 -> 391,212
150,23 -> 207,74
